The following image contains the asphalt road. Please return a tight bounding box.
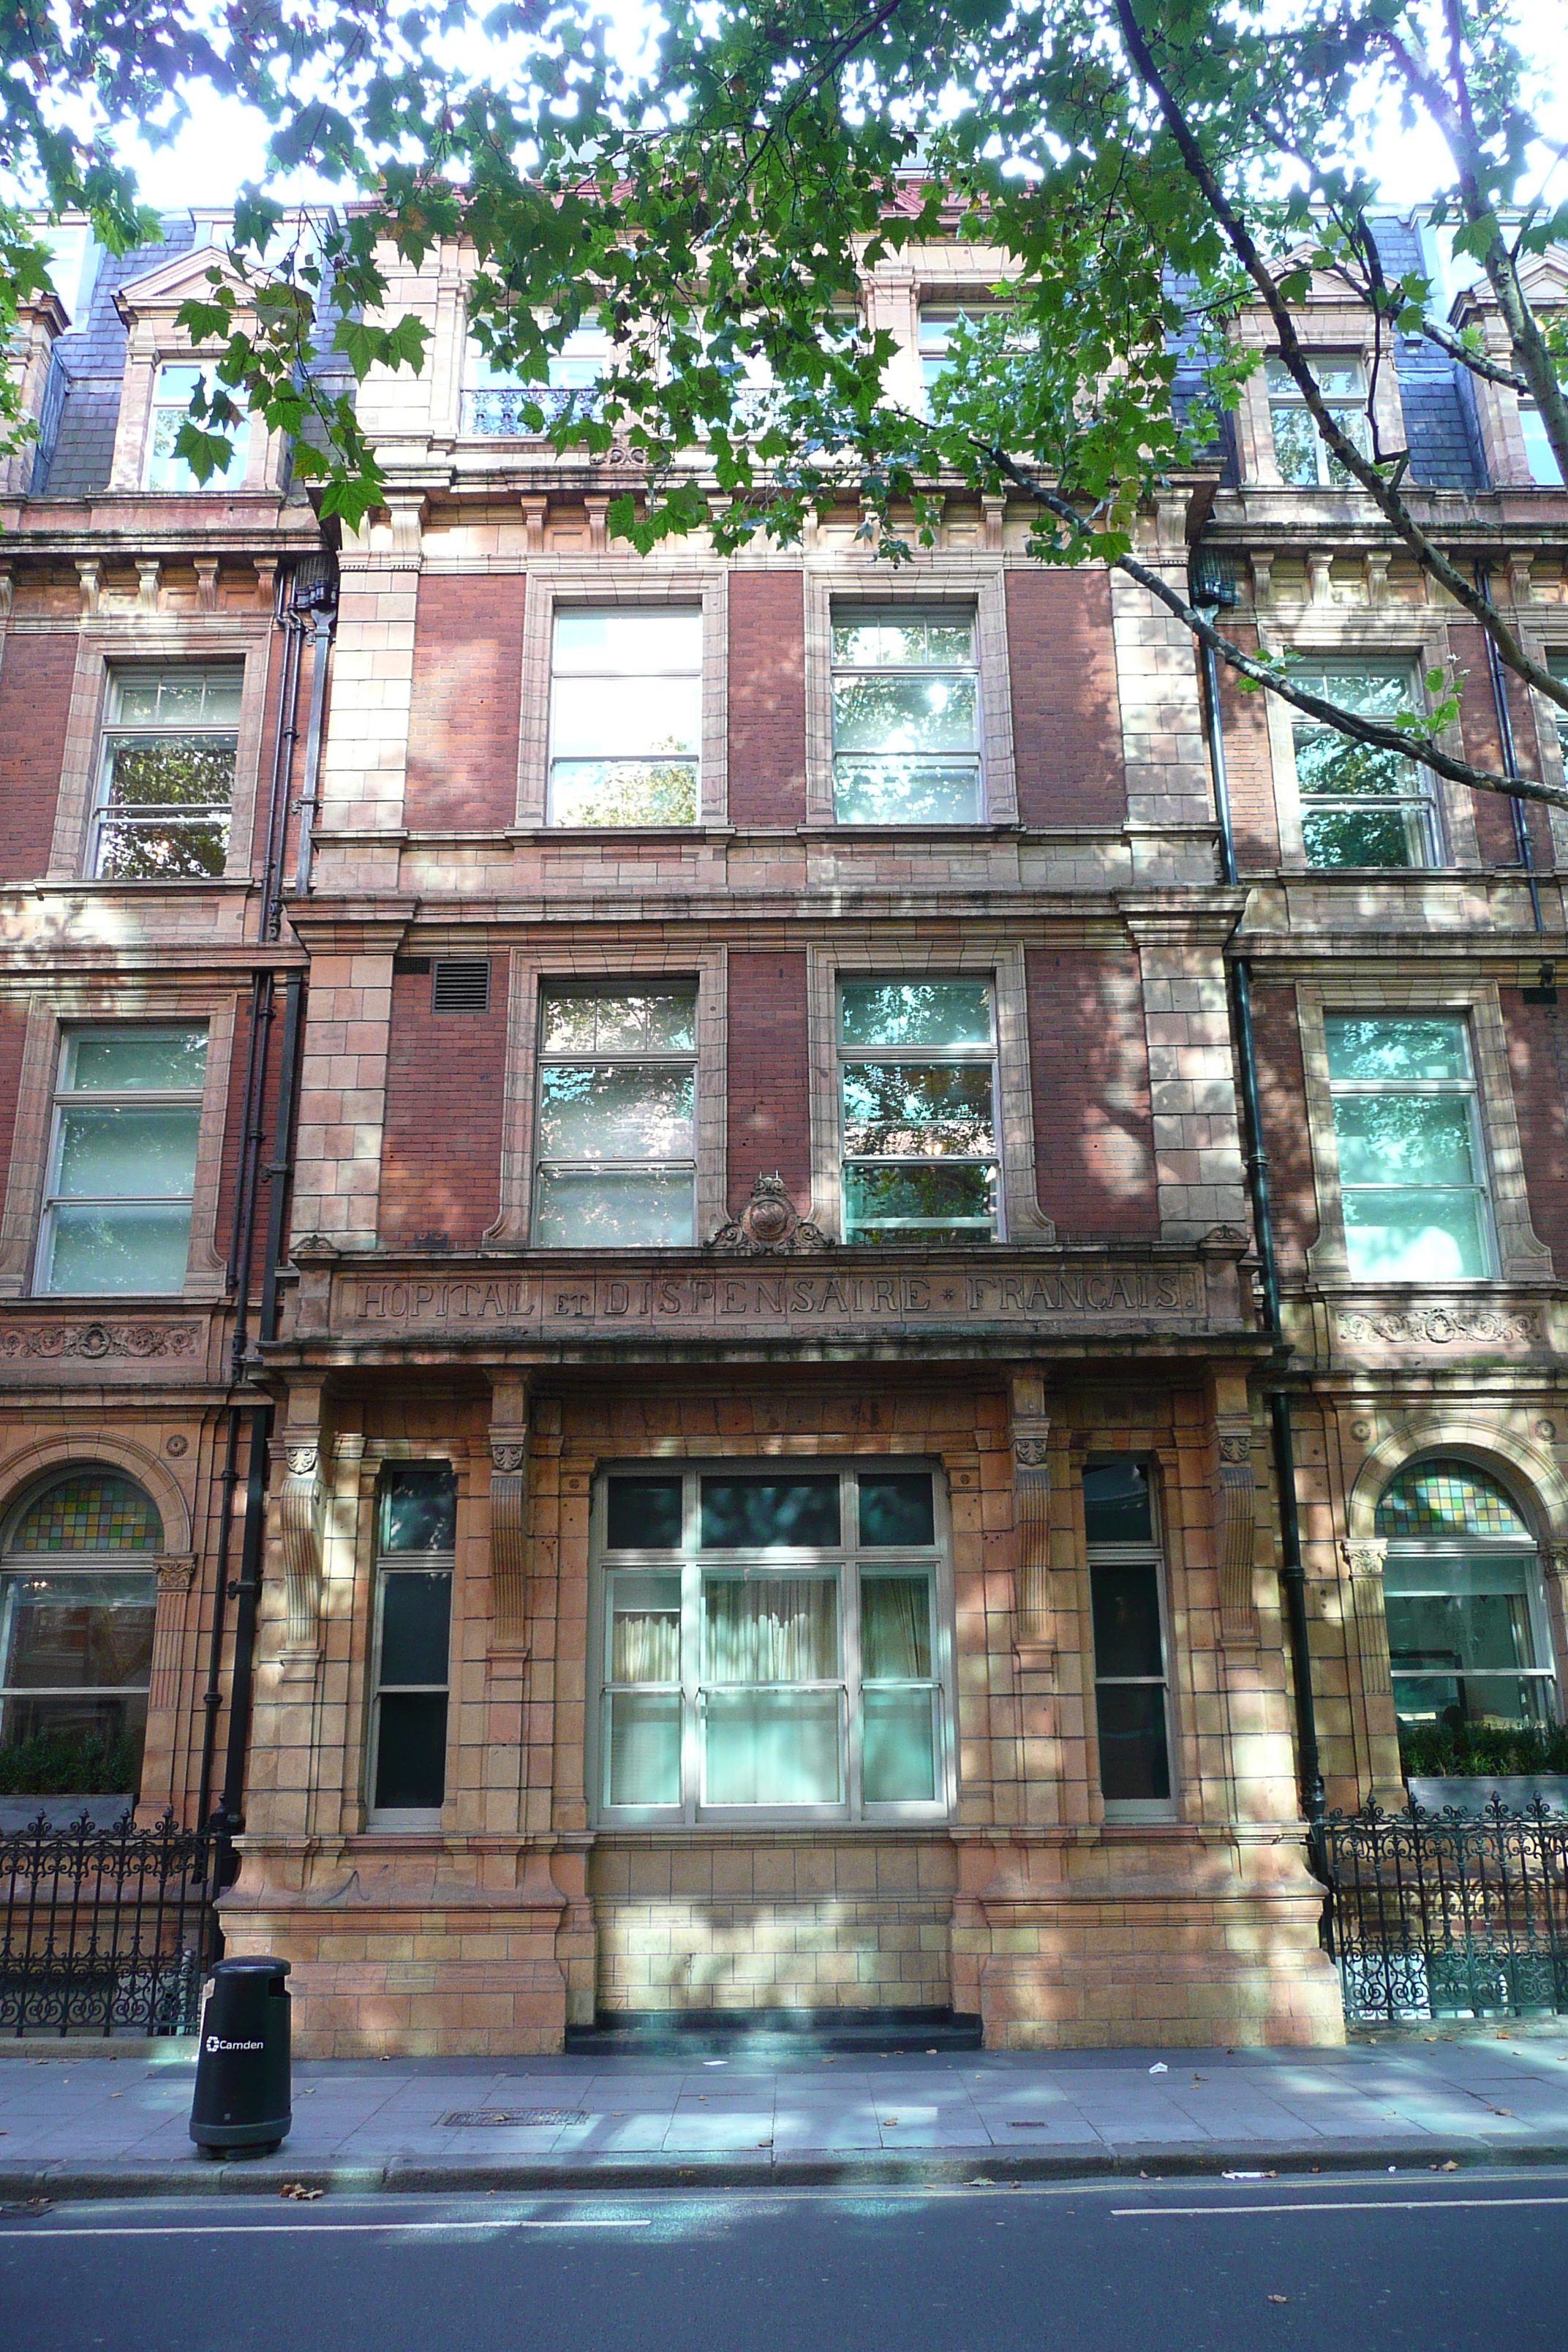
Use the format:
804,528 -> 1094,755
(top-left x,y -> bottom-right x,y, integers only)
5,2173 -> 1567,2352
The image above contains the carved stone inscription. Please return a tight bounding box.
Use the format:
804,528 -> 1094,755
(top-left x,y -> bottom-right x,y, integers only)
338,1261 -> 1209,1338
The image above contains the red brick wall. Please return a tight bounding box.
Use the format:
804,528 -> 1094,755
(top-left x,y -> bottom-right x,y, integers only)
1216,622 -> 1282,868
1006,573 -> 1126,826
0,1001 -> 26,1210
1248,980 -> 1320,1278
380,963 -> 507,1245
405,576 -> 527,832
726,951 -> 810,1214
1025,949 -> 1157,1235
0,635 -> 78,879
728,573 -> 807,826
1501,987 -> 1568,1268
1451,622 -> 1550,867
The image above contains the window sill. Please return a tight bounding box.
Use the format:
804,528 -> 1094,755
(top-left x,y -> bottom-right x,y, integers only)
592,1817 -> 955,1839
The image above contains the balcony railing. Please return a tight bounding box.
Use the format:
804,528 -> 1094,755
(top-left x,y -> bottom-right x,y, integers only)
1,1809 -> 216,2038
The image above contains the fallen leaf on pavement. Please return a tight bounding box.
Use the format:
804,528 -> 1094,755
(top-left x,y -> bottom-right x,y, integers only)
279,2184 -> 323,2202
1268,2295 -> 1288,2306
1441,2161 -> 1460,2172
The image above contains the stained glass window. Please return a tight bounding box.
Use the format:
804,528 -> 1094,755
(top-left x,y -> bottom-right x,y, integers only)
1376,1458 -> 1553,1732
1376,1461 -> 1530,1539
10,1471 -> 162,1553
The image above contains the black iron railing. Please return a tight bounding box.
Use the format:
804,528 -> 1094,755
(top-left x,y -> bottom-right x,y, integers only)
1321,1798 -> 1568,2024
0,1810 -> 216,2038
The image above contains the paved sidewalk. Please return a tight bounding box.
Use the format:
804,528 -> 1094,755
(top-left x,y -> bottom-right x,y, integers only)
4,2033 -> 1568,2199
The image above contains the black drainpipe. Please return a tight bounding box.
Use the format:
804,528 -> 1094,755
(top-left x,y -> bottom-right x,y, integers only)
1191,551 -> 1325,1825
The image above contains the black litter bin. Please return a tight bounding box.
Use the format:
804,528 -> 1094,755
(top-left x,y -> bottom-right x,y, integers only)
189,1956 -> 292,2155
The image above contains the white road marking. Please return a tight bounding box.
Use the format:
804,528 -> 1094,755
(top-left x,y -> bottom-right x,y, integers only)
0,2217 -> 654,2239
1111,2195 -> 1568,2218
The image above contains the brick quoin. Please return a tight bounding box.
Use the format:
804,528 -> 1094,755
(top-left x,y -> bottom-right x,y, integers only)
1006,572 -> 1126,826
1501,988 -> 1568,1267
1025,948 -> 1157,1236
406,575 -> 528,831
380,963 -> 507,1245
726,951 -> 810,1214
0,635 -> 78,880
1248,980 -> 1320,1278
728,573 -> 807,825
1451,622 -> 1550,868
1216,622 -> 1282,868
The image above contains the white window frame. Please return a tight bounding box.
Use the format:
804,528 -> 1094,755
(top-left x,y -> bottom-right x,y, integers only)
588,1460 -> 956,1829
829,603 -> 983,825
1084,1458 -> 1177,1822
1283,659 -> 1440,870
88,665 -> 243,883
143,361 -> 249,494
837,976 -> 1003,1245
34,1025 -> 208,1300
365,1468 -> 455,1832
531,981 -> 700,1249
1322,1012 -> 1498,1284
545,603 -> 704,828
1265,351 -> 1373,488
0,1473 -> 162,1788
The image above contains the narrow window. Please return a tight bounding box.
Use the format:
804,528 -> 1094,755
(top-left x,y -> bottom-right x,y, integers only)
831,606 -> 981,823
0,1469 -> 161,1797
1324,1014 -> 1496,1281
37,1028 -> 207,1297
596,1463 -> 949,1823
1288,665 -> 1437,868
837,979 -> 999,1243
1266,353 -> 1371,487
91,667 -> 242,880
369,1465 -> 456,1825
461,318 -> 613,435
1520,397 -> 1564,488
917,306 -> 967,412
144,362 -> 249,492
1377,1460 -> 1556,1739
548,607 -> 701,826
534,985 -> 697,1246
1084,1458 -> 1173,1812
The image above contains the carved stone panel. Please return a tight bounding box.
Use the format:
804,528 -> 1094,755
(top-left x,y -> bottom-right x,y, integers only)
1341,1537 -> 1392,1700
1215,1426 -> 1259,1644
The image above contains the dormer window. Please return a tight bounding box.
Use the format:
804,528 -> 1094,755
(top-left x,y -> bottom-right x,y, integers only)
1520,396 -> 1564,486
145,362 -> 249,492
461,320 -> 612,436
1267,354 -> 1371,487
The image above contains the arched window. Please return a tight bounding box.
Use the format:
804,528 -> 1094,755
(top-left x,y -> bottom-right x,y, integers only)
1376,1459 -> 1556,1733
0,1469 -> 162,1794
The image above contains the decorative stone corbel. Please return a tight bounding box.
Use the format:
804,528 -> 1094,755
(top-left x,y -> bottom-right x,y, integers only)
1363,551 -> 1390,606
287,1235 -> 339,1336
136,558 -> 162,612
76,558 -> 101,617
520,494 -> 547,554
148,1556 -> 197,1710
1010,1370 -> 1053,1676
1214,1426 -> 1260,1643
276,1417 -> 326,1654
981,494 -> 1006,551
195,557 -> 219,612
1249,551 -> 1273,609
710,1172 -> 832,1256
584,496 -> 609,553
1340,1537 -> 1392,1699
489,1374 -> 532,1653
1308,551 -> 1334,604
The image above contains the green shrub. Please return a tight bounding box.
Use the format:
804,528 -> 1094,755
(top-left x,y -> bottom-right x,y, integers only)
1399,1720 -> 1568,1780
0,1729 -> 140,1796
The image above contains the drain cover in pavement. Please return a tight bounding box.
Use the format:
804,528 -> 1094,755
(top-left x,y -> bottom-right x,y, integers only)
440,2109 -> 589,2128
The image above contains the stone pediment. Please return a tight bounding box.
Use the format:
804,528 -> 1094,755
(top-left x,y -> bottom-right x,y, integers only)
113,239 -> 251,328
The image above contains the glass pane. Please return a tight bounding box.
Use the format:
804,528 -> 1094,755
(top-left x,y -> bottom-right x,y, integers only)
549,758 -> 698,827
832,674 -> 977,753
861,1572 -> 933,1677
55,1106 -> 200,1199
609,1573 -> 682,1680
1384,1550 -> 1532,1599
842,1064 -> 995,1158
539,1063 -> 695,1162
381,1467 -> 457,1555
1082,1458 -> 1153,1547
1376,1466 -> 1529,1540
42,1202 -> 193,1294
703,1688 -> 843,1804
830,612 -> 973,666
534,1166 -> 694,1245
1096,1682 -> 1171,1801
379,1569 -> 453,1686
540,992 -> 696,1055
1324,1015 -> 1469,1083
373,1690 -> 448,1810
833,758 -> 981,824
96,814 -> 230,880
1342,1188 -> 1490,1280
551,672 -> 701,759
552,609 -> 702,673
862,1686 -> 936,1802
840,981 -> 992,1047
1521,400 -> 1565,487
705,1575 -> 838,1680
64,1030 -> 207,1093
1270,404 -> 1322,485
1330,1095 -> 1477,1188
1301,806 -> 1417,869
606,1478 -> 684,1550
701,1479 -> 840,1551
10,1474 -> 161,1554
858,1472 -> 935,1550
0,1572 -> 156,1689
103,739 -> 235,808
1392,1673 -> 1552,1730
1386,1590 -> 1536,1677
0,1691 -> 148,1787
842,1161 -> 997,1238
607,1690 -> 682,1805
1292,670 -> 1408,723
1090,1559 -> 1165,1678
1294,731 -> 1413,802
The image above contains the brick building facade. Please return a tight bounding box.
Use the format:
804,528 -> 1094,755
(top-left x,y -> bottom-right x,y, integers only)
2,209 -> 1566,2055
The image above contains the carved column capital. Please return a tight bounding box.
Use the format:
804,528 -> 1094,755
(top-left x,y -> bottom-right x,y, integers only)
489,1372 -> 532,1654
1213,1420 -> 1259,1644
148,1556 -> 197,1711
276,1380 -> 327,1655
1010,1371 -> 1052,1667
1340,1538 -> 1389,1580
1340,1537 -> 1392,1697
